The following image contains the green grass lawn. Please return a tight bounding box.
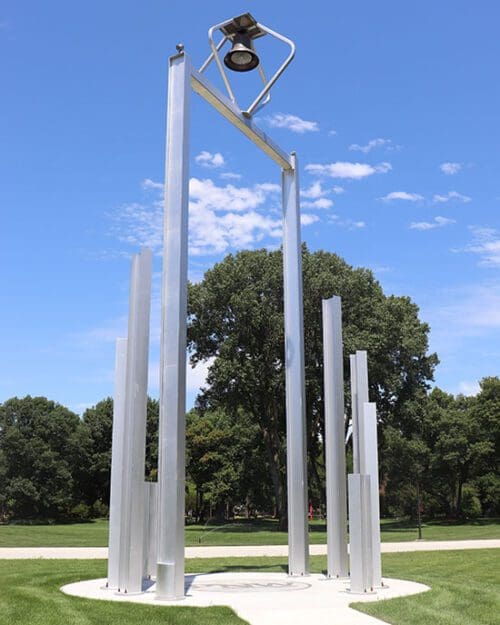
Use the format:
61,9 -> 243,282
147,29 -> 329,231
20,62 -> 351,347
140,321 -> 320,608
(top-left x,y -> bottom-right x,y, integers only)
0,550 -> 498,624
0,517 -> 498,548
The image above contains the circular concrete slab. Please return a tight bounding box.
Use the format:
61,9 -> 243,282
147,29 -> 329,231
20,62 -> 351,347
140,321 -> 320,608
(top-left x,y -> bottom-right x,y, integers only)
61,572 -> 430,625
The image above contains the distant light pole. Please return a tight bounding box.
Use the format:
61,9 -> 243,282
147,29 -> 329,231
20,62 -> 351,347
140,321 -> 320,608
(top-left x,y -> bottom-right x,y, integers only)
157,13 -> 309,600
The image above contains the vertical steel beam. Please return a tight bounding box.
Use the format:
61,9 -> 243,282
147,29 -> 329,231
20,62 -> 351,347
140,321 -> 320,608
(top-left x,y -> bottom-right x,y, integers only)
157,50 -> 191,600
322,296 -> 349,578
348,473 -> 373,593
282,152 -> 309,576
355,350 -> 369,474
349,355 -> 360,473
143,482 -> 158,579
118,248 -> 152,594
360,402 -> 382,586
107,337 -> 127,589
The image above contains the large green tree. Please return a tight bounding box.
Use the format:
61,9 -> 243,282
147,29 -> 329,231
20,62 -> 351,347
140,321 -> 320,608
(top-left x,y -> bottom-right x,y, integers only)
0,396 -> 86,520
188,247 -> 437,527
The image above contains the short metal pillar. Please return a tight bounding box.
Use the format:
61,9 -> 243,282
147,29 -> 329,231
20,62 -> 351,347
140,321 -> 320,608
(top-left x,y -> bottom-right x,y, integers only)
349,355 -> 359,473
118,248 -> 152,594
282,152 -> 309,576
350,351 -> 369,473
348,473 -> 373,594
360,402 -> 382,586
322,296 -> 348,578
157,50 -> 191,600
107,337 -> 127,589
143,482 -> 158,579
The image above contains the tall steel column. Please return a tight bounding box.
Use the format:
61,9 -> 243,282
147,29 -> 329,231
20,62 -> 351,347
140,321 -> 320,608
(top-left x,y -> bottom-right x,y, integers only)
322,296 -> 348,578
349,354 -> 360,473
107,337 -> 127,589
118,249 -> 152,594
282,152 -> 309,576
157,50 -> 191,600
360,402 -> 382,586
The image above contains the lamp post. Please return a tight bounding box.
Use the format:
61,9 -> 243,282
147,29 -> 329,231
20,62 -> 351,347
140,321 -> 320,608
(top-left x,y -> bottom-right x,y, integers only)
157,13 -> 309,600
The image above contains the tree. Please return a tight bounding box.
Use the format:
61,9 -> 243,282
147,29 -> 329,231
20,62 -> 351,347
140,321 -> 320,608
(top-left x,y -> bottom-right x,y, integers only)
188,247 -> 437,528
0,396 -> 86,520
81,397 -> 160,508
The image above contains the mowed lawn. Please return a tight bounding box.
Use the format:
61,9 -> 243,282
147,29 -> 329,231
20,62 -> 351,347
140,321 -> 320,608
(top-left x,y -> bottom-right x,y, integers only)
0,550 -> 498,625
0,517 -> 498,548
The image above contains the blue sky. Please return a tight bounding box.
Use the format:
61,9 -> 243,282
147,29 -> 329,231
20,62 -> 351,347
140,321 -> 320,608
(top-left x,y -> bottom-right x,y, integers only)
1,1 -> 499,413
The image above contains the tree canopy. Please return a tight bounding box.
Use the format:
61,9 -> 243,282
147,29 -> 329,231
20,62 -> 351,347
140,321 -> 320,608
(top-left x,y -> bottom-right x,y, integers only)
187,246 -> 438,526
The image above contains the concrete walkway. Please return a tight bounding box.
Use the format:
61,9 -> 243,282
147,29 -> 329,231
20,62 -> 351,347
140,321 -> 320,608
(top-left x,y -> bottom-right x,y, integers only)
1,538 -> 498,559
61,572 -> 430,625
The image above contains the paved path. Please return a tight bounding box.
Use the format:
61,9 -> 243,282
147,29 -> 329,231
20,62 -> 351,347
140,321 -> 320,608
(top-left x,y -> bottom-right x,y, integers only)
1,539 -> 498,559
62,572 -> 430,625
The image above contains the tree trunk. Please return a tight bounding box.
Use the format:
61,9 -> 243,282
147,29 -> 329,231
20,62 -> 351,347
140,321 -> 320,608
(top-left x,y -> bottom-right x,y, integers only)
262,427 -> 287,531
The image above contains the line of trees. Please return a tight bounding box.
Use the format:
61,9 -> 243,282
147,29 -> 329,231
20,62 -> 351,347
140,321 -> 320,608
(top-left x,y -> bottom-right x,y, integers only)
0,248 -> 498,523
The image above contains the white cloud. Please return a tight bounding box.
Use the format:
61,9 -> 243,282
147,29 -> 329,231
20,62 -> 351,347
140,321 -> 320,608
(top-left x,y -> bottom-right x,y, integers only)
142,178 -> 164,191
114,177 -> 319,258
349,138 -> 391,153
264,113 -> 319,134
220,172 -> 242,180
433,191 -> 471,203
302,198 -> 333,209
440,162 -> 462,175
328,129 -> 338,136
464,227 -> 500,267
305,161 -> 392,180
410,216 -> 456,231
332,186 -> 345,194
301,214 -> 320,226
381,191 -> 424,202
301,181 -> 328,199
195,150 -> 225,168
457,380 -> 480,396
328,216 -> 366,229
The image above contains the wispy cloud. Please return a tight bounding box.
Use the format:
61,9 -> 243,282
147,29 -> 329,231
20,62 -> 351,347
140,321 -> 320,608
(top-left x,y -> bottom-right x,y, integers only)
195,150 -> 225,168
332,186 -> 345,194
301,214 -> 320,226
410,216 -> 456,231
349,138 -> 392,153
380,191 -> 424,202
463,226 -> 500,267
440,162 -> 462,175
457,380 -> 480,396
305,161 -> 392,180
301,181 -> 328,199
220,172 -> 242,180
433,191 -> 471,203
263,113 -> 319,134
302,198 -> 333,209
329,216 -> 366,229
142,178 -> 164,191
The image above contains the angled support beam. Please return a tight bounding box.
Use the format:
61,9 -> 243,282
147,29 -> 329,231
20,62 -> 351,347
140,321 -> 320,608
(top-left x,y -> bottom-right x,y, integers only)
191,68 -> 293,170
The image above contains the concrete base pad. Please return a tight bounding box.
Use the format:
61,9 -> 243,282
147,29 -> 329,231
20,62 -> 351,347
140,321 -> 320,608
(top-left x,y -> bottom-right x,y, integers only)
61,572 -> 429,625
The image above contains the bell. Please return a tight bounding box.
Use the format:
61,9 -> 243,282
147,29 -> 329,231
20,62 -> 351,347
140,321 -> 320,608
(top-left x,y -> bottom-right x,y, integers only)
224,31 -> 260,72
